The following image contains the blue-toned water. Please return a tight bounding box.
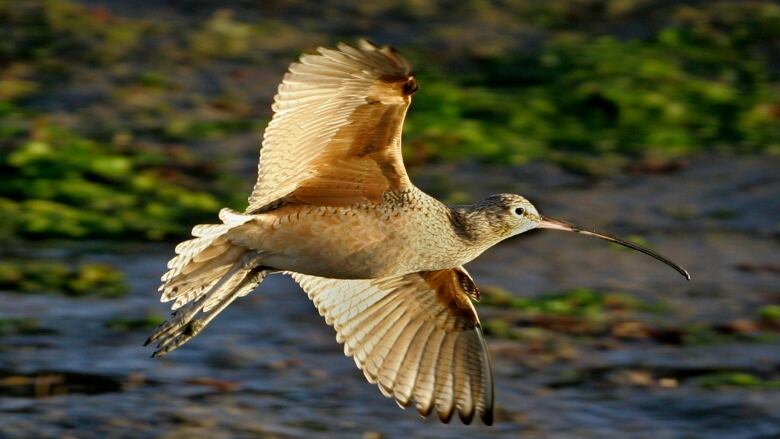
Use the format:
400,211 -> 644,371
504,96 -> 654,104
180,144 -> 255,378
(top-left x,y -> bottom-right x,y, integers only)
1,157 -> 779,438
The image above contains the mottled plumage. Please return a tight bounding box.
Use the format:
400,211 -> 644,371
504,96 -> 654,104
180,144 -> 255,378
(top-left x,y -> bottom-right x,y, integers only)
147,40 -> 689,426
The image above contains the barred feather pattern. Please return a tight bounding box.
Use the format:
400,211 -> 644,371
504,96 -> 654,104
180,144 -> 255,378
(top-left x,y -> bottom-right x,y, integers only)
290,270 -> 494,425
246,39 -> 416,213
147,208 -> 265,356
158,208 -> 254,310
147,255 -> 268,357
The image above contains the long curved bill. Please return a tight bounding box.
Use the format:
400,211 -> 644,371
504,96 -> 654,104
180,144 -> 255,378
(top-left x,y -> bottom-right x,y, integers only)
539,216 -> 690,280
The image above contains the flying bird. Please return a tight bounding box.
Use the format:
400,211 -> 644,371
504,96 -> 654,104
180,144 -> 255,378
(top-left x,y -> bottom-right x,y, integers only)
146,40 -> 689,425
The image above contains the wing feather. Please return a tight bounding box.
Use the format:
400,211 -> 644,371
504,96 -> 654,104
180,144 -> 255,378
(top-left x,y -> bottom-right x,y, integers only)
363,314 -> 414,391
247,40 -> 418,213
376,317 -> 421,395
413,328 -> 445,417
290,268 -> 494,424
352,300 -> 408,368
434,332 -> 458,422
392,319 -> 434,406
454,331 -> 475,424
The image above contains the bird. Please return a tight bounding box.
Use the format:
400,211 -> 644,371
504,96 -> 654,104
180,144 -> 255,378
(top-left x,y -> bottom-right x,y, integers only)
146,40 -> 690,425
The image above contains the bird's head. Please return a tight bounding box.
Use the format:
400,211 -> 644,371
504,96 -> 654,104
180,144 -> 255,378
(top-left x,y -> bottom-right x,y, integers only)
465,194 -> 540,237
462,193 -> 690,280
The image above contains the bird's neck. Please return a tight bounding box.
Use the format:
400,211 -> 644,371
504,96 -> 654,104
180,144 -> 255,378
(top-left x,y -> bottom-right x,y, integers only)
447,207 -> 507,260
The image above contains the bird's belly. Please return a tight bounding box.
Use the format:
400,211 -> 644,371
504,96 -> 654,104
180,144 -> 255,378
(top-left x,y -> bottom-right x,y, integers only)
240,205 -> 423,279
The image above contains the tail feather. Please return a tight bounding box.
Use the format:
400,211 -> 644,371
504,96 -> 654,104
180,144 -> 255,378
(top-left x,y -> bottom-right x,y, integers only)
192,223 -> 229,237
147,261 -> 268,357
148,208 -> 265,356
163,246 -> 246,309
165,234 -> 228,277
162,207 -> 250,281
202,261 -> 258,312
192,242 -> 231,263
159,208 -> 252,304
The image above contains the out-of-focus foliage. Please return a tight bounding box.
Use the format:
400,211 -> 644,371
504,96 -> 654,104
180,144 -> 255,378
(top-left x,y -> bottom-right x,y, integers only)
695,372 -> 780,390
479,286 -> 659,340
480,286 -> 661,319
0,0 -> 143,64
105,314 -> 165,331
0,124 -> 223,240
479,285 -> 778,346
0,0 -> 778,241
0,260 -> 127,297
406,3 -> 780,164
759,305 -> 780,326
0,1 -> 250,240
0,317 -> 46,336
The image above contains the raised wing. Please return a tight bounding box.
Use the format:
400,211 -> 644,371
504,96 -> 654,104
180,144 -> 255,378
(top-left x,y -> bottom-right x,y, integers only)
290,267 -> 494,425
247,40 -> 419,212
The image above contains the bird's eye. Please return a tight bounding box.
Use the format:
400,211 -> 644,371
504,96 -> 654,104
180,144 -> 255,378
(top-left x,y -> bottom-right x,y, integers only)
514,207 -> 525,216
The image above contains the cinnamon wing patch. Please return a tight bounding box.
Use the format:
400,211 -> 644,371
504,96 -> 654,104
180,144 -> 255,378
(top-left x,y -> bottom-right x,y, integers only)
284,96 -> 411,207
247,40 -> 419,212
420,268 -> 481,323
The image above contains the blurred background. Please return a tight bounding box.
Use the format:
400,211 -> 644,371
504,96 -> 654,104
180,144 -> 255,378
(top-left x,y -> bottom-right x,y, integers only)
0,1 -> 779,438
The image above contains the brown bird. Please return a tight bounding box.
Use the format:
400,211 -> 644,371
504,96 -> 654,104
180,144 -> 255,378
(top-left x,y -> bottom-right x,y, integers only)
146,40 -> 689,425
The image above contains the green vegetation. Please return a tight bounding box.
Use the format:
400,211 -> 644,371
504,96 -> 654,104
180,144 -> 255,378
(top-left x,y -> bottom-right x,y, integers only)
0,0 -> 145,65
479,287 -> 779,345
680,325 -> 778,346
479,286 -> 664,340
695,372 -> 780,390
404,2 -> 780,166
480,286 -> 662,319
1,0 -> 779,242
0,125 -> 223,240
105,314 -> 165,331
482,318 -> 552,341
759,305 -> 780,326
0,260 -> 127,297
162,119 -> 263,142
0,317 -> 47,336
482,318 -> 517,340
407,27 -> 780,165
677,324 -> 724,346
676,324 -> 777,346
